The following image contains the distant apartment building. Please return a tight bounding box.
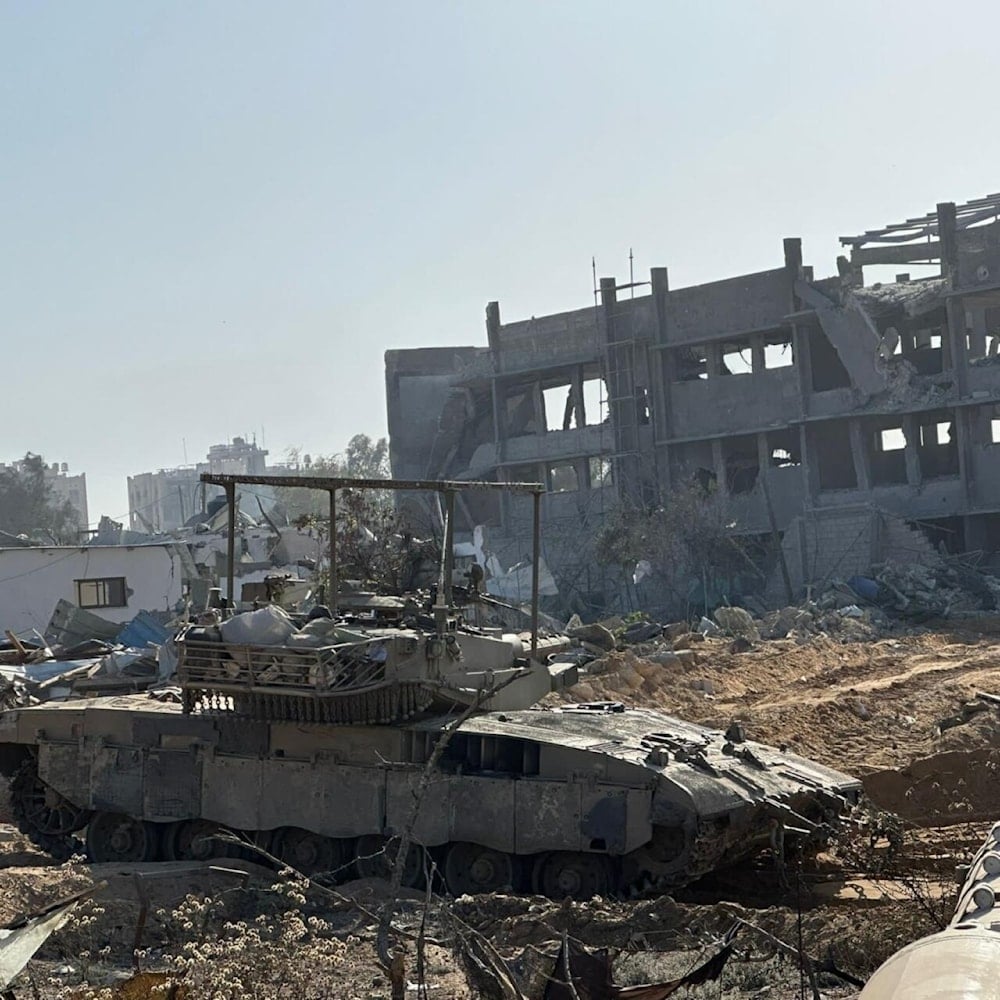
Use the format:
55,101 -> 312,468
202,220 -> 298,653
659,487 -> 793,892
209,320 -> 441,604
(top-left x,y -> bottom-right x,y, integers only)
127,437 -> 270,532
0,459 -> 89,535
48,464 -> 89,534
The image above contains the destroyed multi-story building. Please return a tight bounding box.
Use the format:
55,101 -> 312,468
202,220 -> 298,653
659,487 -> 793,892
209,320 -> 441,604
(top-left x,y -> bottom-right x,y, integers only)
385,194 -> 1000,613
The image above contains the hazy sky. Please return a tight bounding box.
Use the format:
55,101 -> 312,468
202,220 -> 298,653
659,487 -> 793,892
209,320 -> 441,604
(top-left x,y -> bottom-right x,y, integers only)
3,0 -> 999,524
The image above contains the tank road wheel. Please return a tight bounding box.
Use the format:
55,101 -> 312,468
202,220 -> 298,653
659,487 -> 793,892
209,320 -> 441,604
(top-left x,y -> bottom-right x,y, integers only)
11,759 -> 90,844
274,827 -> 348,877
355,834 -> 425,888
86,812 -> 161,863
532,852 -> 615,901
444,842 -> 515,896
163,820 -> 238,862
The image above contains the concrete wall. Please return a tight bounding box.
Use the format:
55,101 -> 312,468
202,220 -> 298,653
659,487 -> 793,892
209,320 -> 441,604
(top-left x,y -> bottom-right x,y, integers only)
493,305 -> 600,373
0,544 -> 190,633
668,368 -> 800,438
662,268 -> 792,343
384,346 -> 484,481
765,507 -> 940,604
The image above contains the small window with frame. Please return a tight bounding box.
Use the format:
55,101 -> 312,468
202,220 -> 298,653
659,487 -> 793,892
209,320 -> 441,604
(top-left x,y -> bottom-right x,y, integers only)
75,577 -> 127,609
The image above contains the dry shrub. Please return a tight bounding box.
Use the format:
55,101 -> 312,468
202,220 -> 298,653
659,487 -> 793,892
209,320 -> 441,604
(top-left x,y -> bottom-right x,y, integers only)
51,876 -> 350,1000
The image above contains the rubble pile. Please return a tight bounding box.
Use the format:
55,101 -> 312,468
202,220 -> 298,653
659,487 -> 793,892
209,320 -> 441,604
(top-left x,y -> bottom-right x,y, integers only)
548,557 -> 1000,715
872,559 -> 1000,618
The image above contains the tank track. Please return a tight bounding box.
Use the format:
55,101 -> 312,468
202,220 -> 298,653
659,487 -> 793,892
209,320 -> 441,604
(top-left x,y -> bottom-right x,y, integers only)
9,757 -> 85,862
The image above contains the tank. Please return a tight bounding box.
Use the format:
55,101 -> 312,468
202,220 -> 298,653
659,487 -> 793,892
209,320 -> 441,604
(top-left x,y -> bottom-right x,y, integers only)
0,473 -> 861,898
0,615 -> 860,898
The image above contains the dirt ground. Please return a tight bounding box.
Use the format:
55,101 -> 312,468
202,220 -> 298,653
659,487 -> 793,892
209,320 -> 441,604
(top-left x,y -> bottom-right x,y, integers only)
4,620 -> 1000,998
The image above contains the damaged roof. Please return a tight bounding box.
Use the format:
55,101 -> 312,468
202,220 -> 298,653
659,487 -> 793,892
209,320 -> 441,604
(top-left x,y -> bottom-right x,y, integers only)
849,277 -> 948,319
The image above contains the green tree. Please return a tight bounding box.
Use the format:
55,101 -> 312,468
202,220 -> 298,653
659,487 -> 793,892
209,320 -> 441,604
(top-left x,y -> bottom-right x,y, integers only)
275,435 -> 412,592
0,453 -> 79,543
277,434 -> 390,522
595,481 -> 765,614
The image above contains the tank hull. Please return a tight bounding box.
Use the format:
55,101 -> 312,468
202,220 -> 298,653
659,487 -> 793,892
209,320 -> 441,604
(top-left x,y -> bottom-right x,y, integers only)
0,696 -> 859,897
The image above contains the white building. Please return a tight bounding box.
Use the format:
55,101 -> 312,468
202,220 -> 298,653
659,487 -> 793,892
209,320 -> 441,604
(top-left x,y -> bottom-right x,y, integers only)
47,464 -> 89,534
127,437 -> 272,532
0,543 -> 196,634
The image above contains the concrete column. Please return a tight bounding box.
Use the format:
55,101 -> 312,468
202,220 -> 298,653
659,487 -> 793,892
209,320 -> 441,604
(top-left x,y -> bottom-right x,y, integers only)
705,343 -> 721,377
848,420 -> 872,492
657,444 -> 672,494
939,202 -> 969,394
485,300 -> 501,356
902,415 -> 922,486
650,267 -> 670,344
800,425 -> 820,501
954,407 -> 972,503
783,237 -> 803,275
532,381 -> 545,436
751,334 -> 766,374
970,308 -> 988,359
486,301 -> 506,475
649,267 -> 673,449
945,297 -> 969,393
937,202 -> 959,279
711,439 -> 727,494
794,324 -> 813,417
756,432 -> 770,476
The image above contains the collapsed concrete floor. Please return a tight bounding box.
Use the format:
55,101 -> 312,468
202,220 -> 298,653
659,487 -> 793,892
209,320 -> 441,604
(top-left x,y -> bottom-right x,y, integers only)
4,620 -> 1000,998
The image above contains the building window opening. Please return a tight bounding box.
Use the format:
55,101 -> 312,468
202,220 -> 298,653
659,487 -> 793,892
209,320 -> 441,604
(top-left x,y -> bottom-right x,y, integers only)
581,377 -> 609,425
767,429 -> 801,467
764,337 -> 794,369
918,413 -> 959,479
589,456 -> 612,488
76,577 -> 128,609
810,329 -> 851,391
879,326 -> 904,357
721,340 -> 753,375
675,348 -> 708,382
992,416 -> 1000,444
504,386 -> 539,436
723,436 -> 759,494
918,422 -> 952,446
880,428 -> 906,451
815,423 -> 857,491
870,423 -> 907,486
542,382 -> 577,432
636,386 -> 650,424
907,325 -> 945,374
548,464 -> 579,493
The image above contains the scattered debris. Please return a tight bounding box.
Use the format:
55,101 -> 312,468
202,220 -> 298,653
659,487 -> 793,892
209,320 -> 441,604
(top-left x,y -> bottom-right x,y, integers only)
0,882 -> 103,989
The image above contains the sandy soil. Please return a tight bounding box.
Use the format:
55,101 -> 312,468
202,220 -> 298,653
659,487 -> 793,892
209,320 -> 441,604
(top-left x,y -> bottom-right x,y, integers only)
5,621 -> 1000,998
